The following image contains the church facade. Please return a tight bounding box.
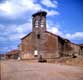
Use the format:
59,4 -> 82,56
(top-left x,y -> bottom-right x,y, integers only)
19,11 -> 81,62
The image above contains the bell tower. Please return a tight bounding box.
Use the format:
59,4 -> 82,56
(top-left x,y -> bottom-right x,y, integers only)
32,11 -> 47,57
32,11 -> 47,32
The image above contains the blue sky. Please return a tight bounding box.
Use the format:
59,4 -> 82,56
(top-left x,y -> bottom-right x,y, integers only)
0,0 -> 83,54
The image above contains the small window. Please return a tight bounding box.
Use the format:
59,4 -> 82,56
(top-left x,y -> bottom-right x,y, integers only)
37,34 -> 40,39
40,19 -> 44,27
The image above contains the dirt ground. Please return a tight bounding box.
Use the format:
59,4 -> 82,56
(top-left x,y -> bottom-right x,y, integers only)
54,56 -> 83,67
0,60 -> 83,80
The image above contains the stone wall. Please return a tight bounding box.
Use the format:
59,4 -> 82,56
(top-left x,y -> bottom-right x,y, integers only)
20,32 -> 59,60
21,33 -> 33,54
20,31 -> 81,61
58,38 -> 81,57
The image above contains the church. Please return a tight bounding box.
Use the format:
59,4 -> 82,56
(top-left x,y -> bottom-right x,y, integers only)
18,11 -> 81,62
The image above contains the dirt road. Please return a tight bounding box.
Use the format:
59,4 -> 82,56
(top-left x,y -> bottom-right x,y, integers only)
0,60 -> 83,80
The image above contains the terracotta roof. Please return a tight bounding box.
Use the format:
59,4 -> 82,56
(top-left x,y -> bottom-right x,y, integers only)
6,50 -> 20,55
0,54 -> 5,56
79,44 -> 83,47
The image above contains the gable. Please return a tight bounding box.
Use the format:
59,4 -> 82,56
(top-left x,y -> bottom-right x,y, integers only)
21,32 -> 32,40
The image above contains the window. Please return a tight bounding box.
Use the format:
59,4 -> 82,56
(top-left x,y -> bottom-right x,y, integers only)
37,34 -> 40,39
40,19 -> 44,27
35,20 -> 38,27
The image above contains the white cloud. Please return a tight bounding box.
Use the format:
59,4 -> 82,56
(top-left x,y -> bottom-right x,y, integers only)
47,21 -> 83,40
41,0 -> 58,8
0,22 -> 32,52
0,21 -> 32,41
65,32 -> 83,40
8,33 -> 26,40
16,22 -> 32,33
8,22 -> 32,40
48,26 -> 83,40
46,10 -> 60,16
0,0 -> 59,19
0,1 -> 12,14
47,25 -> 63,36
0,0 -> 42,18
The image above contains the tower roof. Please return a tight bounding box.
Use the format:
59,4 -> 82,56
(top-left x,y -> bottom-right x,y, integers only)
32,11 -> 47,17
